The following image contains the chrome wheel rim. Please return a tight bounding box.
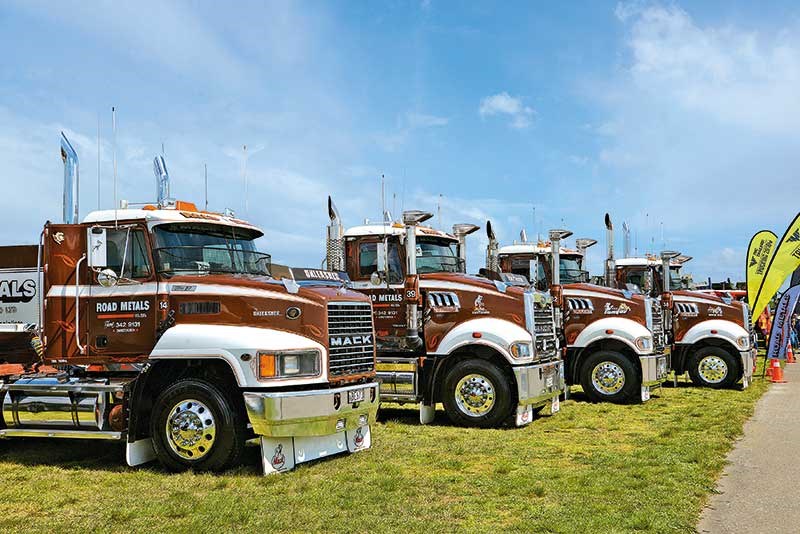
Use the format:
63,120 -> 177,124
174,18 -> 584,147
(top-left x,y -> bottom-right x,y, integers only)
591,361 -> 626,395
455,373 -> 496,417
698,355 -> 728,384
165,399 -> 216,460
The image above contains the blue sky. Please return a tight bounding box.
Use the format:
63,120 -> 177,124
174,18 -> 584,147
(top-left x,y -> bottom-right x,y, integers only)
2,1 -> 799,282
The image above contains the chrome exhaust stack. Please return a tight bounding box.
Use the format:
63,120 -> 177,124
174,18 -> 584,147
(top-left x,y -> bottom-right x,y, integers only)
485,220 -> 499,272
153,156 -> 174,209
604,213 -> 615,287
452,223 -> 480,273
60,133 -> 79,224
326,196 -> 346,272
403,210 -> 432,347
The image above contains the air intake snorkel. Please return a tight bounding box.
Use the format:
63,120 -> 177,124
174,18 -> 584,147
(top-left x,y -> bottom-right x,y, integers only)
452,223 -> 480,273
153,155 -> 175,209
403,210 -> 432,350
60,133 -> 79,224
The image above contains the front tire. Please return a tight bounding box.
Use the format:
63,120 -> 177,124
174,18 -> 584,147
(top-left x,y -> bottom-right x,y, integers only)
150,378 -> 247,473
579,350 -> 640,403
688,346 -> 739,389
442,359 -> 513,428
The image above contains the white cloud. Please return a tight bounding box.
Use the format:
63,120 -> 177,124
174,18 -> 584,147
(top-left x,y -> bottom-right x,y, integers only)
479,92 -> 535,129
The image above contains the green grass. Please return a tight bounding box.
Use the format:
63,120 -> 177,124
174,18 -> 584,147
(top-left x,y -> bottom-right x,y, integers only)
0,365 -> 770,533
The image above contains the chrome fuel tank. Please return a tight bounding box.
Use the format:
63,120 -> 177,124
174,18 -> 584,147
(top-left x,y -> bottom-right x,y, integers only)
2,378 -> 107,430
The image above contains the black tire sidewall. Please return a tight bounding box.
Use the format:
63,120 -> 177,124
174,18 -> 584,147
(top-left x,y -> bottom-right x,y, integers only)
579,350 -> 640,403
688,346 -> 739,389
442,359 -> 514,428
150,378 -> 244,472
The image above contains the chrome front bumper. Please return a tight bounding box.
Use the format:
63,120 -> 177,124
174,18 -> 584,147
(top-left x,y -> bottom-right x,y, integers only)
514,360 -> 565,408
243,381 -> 380,438
640,350 -> 670,386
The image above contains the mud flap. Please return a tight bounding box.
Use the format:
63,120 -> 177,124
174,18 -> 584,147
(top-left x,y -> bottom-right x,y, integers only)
742,374 -> 750,389
126,438 -> 156,467
419,403 -> 435,425
550,395 -> 560,415
515,405 -> 533,426
641,385 -> 651,402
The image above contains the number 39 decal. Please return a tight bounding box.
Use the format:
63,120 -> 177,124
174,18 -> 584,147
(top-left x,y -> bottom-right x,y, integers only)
406,289 -> 417,299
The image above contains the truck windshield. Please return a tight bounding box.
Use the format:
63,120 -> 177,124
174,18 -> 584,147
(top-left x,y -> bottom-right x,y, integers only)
560,256 -> 589,283
416,238 -> 464,274
153,223 -> 270,276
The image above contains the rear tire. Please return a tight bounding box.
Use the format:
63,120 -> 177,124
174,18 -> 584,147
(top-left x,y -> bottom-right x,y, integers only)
579,350 -> 640,403
150,378 -> 247,473
442,359 -> 513,428
688,346 -> 739,389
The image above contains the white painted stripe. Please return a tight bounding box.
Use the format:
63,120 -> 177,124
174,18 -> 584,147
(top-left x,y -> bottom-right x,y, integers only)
564,288 -> 631,303
46,282 -> 321,306
420,280 -> 515,298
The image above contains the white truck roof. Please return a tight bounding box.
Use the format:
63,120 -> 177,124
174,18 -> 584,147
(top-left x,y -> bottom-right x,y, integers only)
344,224 -> 457,240
498,243 -> 581,256
82,207 -> 263,236
614,257 -> 683,267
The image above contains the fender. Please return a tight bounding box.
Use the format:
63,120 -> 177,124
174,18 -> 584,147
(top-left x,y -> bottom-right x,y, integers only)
677,319 -> 750,351
432,317 -> 532,365
570,317 -> 652,355
149,324 -> 328,388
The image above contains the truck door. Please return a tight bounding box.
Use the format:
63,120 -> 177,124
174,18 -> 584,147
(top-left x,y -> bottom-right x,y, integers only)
346,237 -> 407,341
85,225 -> 158,361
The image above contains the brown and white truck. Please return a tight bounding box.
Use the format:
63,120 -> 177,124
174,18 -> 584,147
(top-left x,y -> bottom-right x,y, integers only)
611,253 -> 755,389
484,222 -> 670,403
0,134 -> 379,475
325,198 -> 564,428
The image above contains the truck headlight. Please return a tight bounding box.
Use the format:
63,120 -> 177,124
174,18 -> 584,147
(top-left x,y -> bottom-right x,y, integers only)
509,341 -> 532,359
634,336 -> 653,351
258,350 -> 321,379
736,336 -> 749,350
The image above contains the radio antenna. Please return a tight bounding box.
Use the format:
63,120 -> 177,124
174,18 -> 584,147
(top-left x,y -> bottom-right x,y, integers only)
243,144 -> 248,216
112,106 -> 118,228
204,163 -> 208,211
97,114 -> 101,210
437,194 -> 442,229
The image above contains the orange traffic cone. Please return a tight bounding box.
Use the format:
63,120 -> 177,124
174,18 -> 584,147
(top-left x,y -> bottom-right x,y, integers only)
788,343 -> 796,364
770,358 -> 787,383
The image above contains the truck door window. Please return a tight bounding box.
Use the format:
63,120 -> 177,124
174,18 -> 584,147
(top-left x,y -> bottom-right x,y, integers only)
105,228 -> 151,280
359,241 -> 402,283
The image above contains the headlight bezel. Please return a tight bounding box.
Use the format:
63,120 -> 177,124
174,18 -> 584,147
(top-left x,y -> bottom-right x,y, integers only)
257,349 -> 322,380
509,340 -> 533,359
634,336 -> 653,352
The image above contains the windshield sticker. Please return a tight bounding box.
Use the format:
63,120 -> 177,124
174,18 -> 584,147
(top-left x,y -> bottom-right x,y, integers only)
473,295 -> 490,315
604,302 -> 630,315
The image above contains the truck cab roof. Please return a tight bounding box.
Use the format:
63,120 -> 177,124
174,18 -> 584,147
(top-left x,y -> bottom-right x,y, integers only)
82,205 -> 263,237
498,243 -> 581,256
344,224 -> 456,241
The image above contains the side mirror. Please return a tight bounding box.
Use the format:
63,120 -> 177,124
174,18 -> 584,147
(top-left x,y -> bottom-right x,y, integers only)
87,227 -> 108,267
376,241 -> 388,273
97,268 -> 119,287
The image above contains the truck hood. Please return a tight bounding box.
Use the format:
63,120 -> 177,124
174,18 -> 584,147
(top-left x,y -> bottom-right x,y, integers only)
671,289 -> 745,328
162,273 -> 372,350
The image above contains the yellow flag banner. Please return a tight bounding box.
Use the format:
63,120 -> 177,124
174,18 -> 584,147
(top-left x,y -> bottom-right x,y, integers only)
751,212 -> 800,322
746,230 -> 777,318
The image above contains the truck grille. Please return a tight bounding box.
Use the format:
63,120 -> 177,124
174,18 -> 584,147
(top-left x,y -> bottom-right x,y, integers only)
651,299 -> 667,352
327,302 -> 376,377
526,292 -> 559,362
